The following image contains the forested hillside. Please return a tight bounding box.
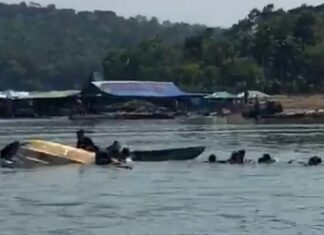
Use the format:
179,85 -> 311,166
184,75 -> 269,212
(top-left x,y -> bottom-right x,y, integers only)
103,4 -> 324,94
1,2 -> 324,93
0,2 -> 210,90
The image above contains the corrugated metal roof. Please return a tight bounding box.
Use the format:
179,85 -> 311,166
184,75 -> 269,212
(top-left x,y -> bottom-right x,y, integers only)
205,91 -> 237,99
237,90 -> 270,99
0,90 -> 30,99
26,90 -> 80,99
92,81 -> 188,97
0,90 -> 80,99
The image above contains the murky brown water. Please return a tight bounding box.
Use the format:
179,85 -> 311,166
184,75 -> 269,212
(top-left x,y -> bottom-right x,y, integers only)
1,118 -> 324,234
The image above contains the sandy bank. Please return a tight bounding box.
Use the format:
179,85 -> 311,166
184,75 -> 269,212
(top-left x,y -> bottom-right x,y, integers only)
273,95 -> 324,111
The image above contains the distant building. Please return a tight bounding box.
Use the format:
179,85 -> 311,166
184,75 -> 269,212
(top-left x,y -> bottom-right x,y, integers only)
0,90 -> 79,118
80,80 -> 203,112
237,90 -> 271,100
204,91 -> 240,113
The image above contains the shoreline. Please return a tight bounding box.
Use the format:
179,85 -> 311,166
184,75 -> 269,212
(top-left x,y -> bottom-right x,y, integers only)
273,95 -> 324,111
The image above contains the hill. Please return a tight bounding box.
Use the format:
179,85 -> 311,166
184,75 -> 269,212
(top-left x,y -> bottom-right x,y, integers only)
0,2 -> 214,90
103,4 -> 324,94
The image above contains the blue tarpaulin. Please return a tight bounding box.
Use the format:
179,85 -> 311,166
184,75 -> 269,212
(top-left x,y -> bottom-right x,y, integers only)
92,81 -> 189,97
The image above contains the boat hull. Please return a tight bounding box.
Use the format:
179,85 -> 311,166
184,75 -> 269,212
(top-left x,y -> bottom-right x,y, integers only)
131,146 -> 205,162
20,140 -> 95,165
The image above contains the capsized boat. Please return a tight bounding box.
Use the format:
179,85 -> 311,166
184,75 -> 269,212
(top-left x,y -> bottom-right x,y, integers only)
21,139 -> 96,164
0,139 -> 96,168
131,146 -> 205,162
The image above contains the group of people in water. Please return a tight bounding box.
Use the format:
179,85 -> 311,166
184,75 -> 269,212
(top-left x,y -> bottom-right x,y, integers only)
206,150 -> 323,166
0,129 -> 322,168
0,129 -> 132,168
76,129 -> 324,167
76,129 -> 131,168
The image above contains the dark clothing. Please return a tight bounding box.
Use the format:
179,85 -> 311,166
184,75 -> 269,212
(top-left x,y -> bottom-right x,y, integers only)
77,136 -> 98,152
1,141 -> 20,160
95,151 -> 113,165
244,91 -> 249,104
229,150 -> 245,164
308,156 -> 322,166
258,154 -> 275,164
254,99 -> 260,117
216,160 -> 228,164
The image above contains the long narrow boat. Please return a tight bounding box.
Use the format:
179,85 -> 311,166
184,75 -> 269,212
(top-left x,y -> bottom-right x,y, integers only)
131,146 -> 205,162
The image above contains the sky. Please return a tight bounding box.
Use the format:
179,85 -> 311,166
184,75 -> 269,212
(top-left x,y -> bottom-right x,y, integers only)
2,0 -> 324,27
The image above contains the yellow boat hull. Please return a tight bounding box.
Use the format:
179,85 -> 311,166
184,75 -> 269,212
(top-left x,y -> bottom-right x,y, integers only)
21,140 -> 95,165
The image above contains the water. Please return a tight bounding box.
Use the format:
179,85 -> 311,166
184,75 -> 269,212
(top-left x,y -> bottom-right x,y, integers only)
1,118 -> 324,234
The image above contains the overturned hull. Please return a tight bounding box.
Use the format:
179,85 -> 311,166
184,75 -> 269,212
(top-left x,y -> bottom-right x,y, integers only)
1,140 -> 96,168
21,140 -> 95,164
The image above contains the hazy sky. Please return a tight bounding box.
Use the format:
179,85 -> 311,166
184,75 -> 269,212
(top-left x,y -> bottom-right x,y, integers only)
2,0 -> 324,27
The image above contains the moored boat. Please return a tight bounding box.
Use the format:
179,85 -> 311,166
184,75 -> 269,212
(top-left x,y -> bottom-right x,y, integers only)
131,146 -> 205,162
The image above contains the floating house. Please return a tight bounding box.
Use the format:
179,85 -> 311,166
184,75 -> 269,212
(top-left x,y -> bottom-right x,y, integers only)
80,80 -> 203,112
0,90 -> 79,118
204,91 -> 240,113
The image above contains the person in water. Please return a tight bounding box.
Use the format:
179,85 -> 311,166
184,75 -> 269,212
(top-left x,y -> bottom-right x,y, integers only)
258,154 -> 276,164
107,141 -> 121,154
207,154 -> 217,163
119,148 -> 130,162
228,150 -> 246,164
76,129 -> 99,152
206,150 -> 247,164
95,149 -> 132,169
0,141 -> 21,161
307,156 -> 322,166
95,151 -> 113,165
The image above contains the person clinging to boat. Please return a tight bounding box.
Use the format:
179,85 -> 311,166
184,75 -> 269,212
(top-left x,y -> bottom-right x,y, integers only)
76,129 -> 99,152
75,130 -> 131,168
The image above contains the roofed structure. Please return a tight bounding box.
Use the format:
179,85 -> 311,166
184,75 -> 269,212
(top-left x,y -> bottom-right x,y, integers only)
83,81 -> 190,98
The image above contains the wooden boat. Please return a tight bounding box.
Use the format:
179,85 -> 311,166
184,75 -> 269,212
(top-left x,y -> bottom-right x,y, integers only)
131,146 -> 205,162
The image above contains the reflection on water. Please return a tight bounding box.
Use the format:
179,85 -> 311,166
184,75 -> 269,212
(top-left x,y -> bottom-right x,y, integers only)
1,118 -> 324,234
